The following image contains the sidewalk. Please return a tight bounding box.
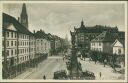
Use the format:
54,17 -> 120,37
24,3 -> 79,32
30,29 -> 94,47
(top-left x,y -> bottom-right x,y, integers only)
14,59 -> 48,79
14,68 -> 37,79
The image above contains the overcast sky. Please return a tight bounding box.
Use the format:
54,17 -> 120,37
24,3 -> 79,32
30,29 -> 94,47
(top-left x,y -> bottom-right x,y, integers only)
3,3 -> 125,39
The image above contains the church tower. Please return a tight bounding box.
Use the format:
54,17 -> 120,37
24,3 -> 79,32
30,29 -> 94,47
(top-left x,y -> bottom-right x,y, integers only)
20,3 -> 28,29
80,19 -> 85,28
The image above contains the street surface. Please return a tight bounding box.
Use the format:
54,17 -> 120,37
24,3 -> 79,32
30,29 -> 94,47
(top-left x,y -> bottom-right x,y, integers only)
14,56 -> 124,80
78,58 -> 124,80
14,56 -> 66,79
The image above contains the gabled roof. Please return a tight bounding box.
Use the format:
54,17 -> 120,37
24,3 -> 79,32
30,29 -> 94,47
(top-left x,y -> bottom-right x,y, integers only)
112,39 -> 125,47
2,13 -> 33,35
91,31 -> 116,42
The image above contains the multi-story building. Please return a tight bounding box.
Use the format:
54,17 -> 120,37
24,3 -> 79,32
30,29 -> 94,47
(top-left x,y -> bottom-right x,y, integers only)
2,12 -> 34,78
90,31 -> 118,54
73,20 -> 124,52
2,3 -> 69,78
34,30 -> 51,56
29,35 -> 36,60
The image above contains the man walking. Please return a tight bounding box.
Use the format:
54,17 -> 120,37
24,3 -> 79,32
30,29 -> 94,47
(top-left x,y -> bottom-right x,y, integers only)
43,75 -> 46,80
99,72 -> 102,78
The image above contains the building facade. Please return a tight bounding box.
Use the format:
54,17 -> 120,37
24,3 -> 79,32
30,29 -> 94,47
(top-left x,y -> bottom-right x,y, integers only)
34,30 -> 51,56
90,31 -> 116,54
2,3 -> 67,79
2,12 -> 34,78
73,20 -> 124,52
112,39 -> 125,55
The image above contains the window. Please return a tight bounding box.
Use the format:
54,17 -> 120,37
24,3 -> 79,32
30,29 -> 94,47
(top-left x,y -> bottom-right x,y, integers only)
11,50 -> 13,55
15,59 -> 17,63
7,32 -> 9,37
22,49 -> 24,53
7,50 -> 9,56
15,41 -> 17,46
11,32 -> 13,38
20,57 -> 22,61
15,33 -> 17,38
20,49 -> 22,54
11,41 -> 13,46
23,41 -> 24,46
7,41 -> 9,47
15,49 -> 16,55
25,49 -> 26,53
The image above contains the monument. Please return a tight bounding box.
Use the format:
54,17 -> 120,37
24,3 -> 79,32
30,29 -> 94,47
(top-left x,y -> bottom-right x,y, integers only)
66,31 -> 82,78
53,30 -> 95,80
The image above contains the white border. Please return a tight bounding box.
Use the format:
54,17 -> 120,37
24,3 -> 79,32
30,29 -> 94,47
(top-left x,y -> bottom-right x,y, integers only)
0,1 -> 127,82
0,1 -> 3,82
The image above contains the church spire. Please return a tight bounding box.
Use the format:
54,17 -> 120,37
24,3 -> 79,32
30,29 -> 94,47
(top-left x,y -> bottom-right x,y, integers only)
81,18 -> 85,28
20,3 -> 28,29
21,3 -> 27,17
81,18 -> 84,25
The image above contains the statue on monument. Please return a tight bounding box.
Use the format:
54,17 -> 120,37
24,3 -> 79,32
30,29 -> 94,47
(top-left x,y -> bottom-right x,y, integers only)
70,31 -> 76,46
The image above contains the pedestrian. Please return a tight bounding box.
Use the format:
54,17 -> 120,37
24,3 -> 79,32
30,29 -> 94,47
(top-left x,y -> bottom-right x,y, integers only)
43,75 -> 46,80
63,57 -> 64,61
99,72 -> 102,78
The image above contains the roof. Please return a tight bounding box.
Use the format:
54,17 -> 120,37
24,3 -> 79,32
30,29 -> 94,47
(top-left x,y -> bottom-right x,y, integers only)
34,30 -> 54,41
118,31 -> 125,39
112,39 -> 125,47
2,13 -> 33,35
74,24 -> 118,33
91,31 -> 116,42
34,30 -> 47,38
21,3 -> 28,17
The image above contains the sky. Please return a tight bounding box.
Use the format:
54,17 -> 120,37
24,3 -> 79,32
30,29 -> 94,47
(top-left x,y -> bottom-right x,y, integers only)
3,2 -> 125,39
